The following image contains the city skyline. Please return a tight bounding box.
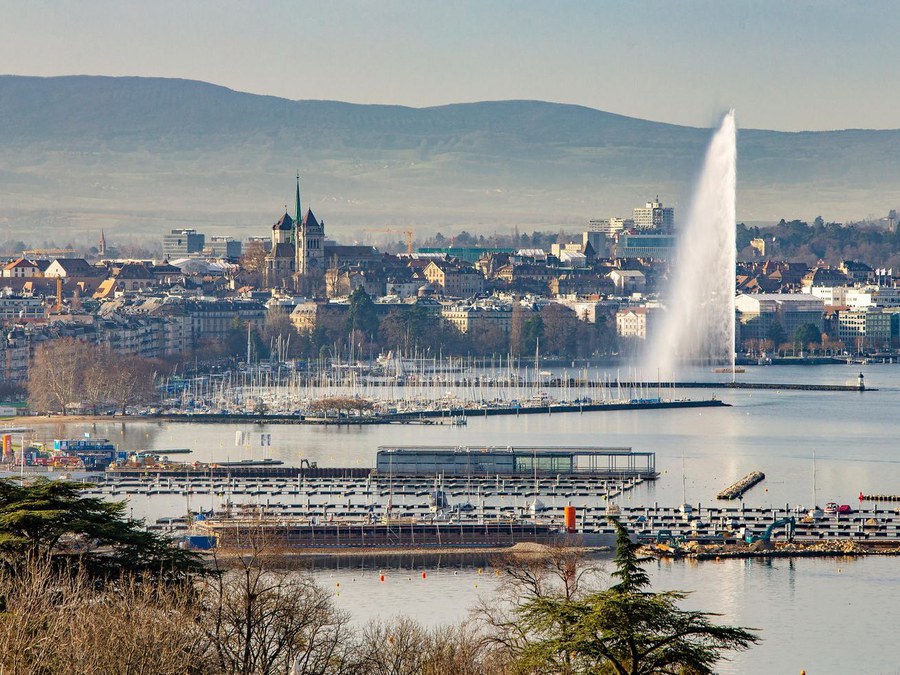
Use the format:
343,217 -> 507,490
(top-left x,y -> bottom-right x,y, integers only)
2,1 -> 900,132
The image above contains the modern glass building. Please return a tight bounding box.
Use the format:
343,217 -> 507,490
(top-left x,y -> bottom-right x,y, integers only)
375,445 -> 656,478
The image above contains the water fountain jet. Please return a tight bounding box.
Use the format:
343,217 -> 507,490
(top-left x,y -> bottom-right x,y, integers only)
645,110 -> 737,379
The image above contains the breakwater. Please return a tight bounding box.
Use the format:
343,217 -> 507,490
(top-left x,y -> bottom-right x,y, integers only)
717,471 -> 766,500
154,398 -> 728,425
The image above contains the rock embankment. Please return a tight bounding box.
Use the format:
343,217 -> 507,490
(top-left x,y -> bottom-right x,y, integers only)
716,471 -> 765,500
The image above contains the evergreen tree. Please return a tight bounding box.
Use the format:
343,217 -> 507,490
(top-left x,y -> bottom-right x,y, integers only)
0,478 -> 204,584
513,519 -> 759,674
346,287 -> 380,340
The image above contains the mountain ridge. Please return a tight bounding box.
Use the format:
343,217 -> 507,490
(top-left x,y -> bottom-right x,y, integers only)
0,75 -> 897,242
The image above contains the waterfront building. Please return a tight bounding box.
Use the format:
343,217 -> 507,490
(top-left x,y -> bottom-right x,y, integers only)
836,307 -> 892,351
440,301 -> 512,334
735,293 -> 825,341
376,445 -> 657,478
615,305 -> 661,340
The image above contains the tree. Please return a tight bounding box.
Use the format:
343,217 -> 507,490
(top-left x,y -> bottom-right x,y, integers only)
794,323 -> 822,352
107,355 -> 156,414
766,318 -> 787,349
0,478 -> 204,583
509,520 -> 759,674
203,532 -> 353,675
27,338 -> 94,415
259,304 -> 297,361
511,304 -> 543,356
0,557 -> 208,675
540,304 -> 578,356
346,287 -> 380,341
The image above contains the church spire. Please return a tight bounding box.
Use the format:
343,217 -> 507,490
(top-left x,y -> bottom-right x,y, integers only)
295,172 -> 302,224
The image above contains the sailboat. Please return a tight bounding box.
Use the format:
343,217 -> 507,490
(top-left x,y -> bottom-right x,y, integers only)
527,449 -> 547,515
807,450 -> 824,519
679,453 -> 694,521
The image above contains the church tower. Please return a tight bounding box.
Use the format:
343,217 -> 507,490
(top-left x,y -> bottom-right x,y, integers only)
294,173 -> 325,277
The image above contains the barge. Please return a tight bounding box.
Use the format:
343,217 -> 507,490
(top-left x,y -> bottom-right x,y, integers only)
194,517 -> 558,550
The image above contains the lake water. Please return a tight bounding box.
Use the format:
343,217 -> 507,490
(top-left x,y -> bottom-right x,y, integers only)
27,363 -> 900,673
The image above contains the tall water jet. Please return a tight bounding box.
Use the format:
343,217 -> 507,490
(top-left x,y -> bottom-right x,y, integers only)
645,110 -> 737,377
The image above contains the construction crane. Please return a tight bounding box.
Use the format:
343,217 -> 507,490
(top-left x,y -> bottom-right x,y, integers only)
53,278 -> 63,311
23,248 -> 76,259
362,228 -> 415,255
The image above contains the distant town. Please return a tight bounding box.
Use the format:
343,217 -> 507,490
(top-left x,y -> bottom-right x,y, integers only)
1,177 -> 898,403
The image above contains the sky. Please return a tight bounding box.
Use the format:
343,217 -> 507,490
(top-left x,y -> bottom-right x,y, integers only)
2,0 -> 900,131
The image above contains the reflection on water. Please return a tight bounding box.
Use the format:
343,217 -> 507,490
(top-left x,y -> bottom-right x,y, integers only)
28,364 -> 900,673
322,554 -> 900,675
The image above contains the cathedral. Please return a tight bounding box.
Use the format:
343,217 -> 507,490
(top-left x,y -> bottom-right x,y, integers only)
265,175 -> 325,289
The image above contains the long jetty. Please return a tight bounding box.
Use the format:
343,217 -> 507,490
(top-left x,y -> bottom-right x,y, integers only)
154,398 -> 728,425
335,379 -> 872,392
717,472 -> 766,500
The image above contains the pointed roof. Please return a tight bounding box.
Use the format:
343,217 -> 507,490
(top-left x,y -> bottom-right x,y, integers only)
302,208 -> 320,229
295,173 -> 302,224
273,212 -> 293,231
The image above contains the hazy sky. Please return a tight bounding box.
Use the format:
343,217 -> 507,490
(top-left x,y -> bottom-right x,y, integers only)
2,1 -> 899,131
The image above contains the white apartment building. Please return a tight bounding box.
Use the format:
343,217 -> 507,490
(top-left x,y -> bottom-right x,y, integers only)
615,305 -> 661,340
632,199 -> 674,230
836,308 -> 891,349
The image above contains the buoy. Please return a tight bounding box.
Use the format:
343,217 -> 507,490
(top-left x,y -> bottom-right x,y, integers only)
336,582 -> 340,588
477,568 -> 483,575
422,572 -> 427,579
379,574 -> 385,582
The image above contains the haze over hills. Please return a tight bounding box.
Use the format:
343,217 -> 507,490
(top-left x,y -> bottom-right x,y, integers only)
1,75 -> 898,246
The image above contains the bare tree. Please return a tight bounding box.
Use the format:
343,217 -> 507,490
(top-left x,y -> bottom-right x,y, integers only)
473,543 -> 603,665
0,556 -> 209,674
201,537 -> 354,675
351,618 -> 492,675
27,337 -> 94,415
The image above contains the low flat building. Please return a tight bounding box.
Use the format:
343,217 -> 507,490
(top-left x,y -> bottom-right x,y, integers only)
735,293 -> 825,341
376,445 -> 656,478
615,233 -> 676,260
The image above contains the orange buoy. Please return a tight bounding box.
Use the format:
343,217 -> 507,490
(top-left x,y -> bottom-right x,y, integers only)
379,574 -> 385,582
421,571 -> 427,579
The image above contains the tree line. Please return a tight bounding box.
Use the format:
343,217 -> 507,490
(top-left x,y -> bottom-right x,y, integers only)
737,216 -> 900,267
27,337 -> 158,415
0,477 -> 759,674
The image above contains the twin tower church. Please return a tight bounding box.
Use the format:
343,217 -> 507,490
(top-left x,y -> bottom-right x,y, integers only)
266,175 -> 325,288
